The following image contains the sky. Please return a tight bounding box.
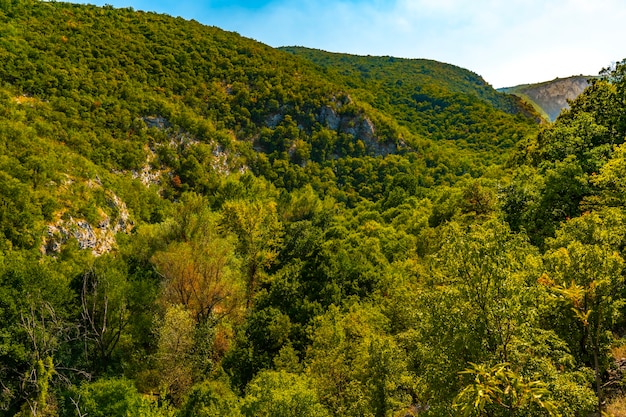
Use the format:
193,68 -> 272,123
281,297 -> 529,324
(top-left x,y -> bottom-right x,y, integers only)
74,0 -> 626,88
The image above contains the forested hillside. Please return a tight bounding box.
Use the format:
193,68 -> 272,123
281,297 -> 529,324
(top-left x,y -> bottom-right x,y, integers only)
281,46 -> 540,156
2,1 -> 626,416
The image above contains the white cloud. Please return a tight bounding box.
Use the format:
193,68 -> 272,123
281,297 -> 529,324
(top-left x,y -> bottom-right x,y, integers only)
342,0 -> 626,87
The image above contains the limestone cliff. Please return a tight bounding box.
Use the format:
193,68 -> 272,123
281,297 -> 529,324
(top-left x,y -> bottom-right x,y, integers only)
499,76 -> 595,122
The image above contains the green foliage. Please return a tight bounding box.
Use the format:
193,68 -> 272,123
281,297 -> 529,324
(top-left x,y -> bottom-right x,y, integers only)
76,254 -> 134,373
0,250 -> 79,415
435,220 -> 541,361
506,330 -> 597,417
304,304 -> 416,416
454,362 -> 560,416
506,59 -> 626,245
1,2 -> 625,417
221,199 -> 283,308
155,304 -> 195,403
281,46 -> 540,165
69,377 -> 175,417
541,212 -> 625,409
178,379 -> 243,417
242,370 -> 329,417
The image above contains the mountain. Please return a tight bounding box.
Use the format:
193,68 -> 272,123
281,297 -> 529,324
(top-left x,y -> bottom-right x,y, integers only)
0,1 -> 541,254
8,1 -> 626,416
281,47 -> 541,153
498,75 -> 594,122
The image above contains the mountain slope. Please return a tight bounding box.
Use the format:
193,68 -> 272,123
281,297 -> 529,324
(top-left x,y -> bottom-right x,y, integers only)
0,0 -> 542,252
499,76 -> 594,122
3,2 -> 622,416
281,47 -> 540,153
0,0 -> 404,248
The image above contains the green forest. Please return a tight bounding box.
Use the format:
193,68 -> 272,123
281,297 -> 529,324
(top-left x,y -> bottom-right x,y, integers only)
2,1 -> 626,416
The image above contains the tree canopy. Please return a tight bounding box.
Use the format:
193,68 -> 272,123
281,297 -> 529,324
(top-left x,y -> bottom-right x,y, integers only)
2,1 -> 626,416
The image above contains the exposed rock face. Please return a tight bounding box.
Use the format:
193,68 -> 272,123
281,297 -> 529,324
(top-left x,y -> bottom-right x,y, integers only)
210,143 -> 231,174
143,115 -> 171,130
265,113 -> 283,128
262,95 -> 398,158
142,114 -> 241,177
499,76 -> 593,122
316,97 -> 397,157
318,105 -> 342,130
132,161 -> 161,187
132,144 -> 162,187
42,191 -> 133,256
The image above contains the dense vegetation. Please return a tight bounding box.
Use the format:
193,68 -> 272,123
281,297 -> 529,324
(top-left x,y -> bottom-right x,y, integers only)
280,46 -> 540,155
2,1 -> 626,416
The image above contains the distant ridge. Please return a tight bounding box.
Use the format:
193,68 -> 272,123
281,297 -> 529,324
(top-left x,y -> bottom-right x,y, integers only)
281,46 -> 541,153
498,76 -> 595,122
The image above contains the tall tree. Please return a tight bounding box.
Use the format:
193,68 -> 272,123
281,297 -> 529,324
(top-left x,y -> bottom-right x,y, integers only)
221,200 -> 283,309
435,220 -> 541,363
78,256 -> 131,373
541,211 -> 625,411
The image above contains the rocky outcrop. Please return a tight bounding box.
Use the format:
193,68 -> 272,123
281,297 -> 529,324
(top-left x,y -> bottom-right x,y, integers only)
142,114 -> 241,177
318,105 -> 342,131
499,76 -> 594,122
132,144 -> 162,187
143,115 -> 170,130
263,95 -> 399,158
265,113 -> 283,128
132,161 -> 162,187
317,102 -> 397,157
42,191 -> 133,256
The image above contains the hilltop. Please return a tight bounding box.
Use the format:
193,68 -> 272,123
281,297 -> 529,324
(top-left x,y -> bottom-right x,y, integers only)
281,46 -> 541,149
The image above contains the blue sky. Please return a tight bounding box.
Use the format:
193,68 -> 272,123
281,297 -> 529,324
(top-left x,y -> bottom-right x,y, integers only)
75,0 -> 626,88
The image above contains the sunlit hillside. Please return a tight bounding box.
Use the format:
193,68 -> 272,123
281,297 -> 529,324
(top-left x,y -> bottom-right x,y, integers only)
2,1 -> 626,416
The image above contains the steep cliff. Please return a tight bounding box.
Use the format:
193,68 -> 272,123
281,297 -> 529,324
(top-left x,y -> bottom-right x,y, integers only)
499,76 -> 594,122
